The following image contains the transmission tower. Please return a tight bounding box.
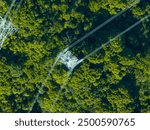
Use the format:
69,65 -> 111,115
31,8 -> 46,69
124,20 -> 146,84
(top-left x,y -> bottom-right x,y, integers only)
0,0 -> 20,50
0,16 -> 17,49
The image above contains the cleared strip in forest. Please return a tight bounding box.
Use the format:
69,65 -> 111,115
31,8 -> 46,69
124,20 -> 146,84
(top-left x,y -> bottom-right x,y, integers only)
28,0 -> 141,112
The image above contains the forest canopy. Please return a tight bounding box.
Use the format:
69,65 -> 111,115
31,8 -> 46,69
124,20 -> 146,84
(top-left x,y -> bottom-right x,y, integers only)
0,0 -> 150,113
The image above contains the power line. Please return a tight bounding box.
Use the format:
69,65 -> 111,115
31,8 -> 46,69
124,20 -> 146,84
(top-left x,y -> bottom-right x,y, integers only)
65,0 -> 141,51
51,14 -> 150,112
4,0 -> 17,20
79,14 -> 150,63
28,0 -> 141,112
11,0 -> 24,21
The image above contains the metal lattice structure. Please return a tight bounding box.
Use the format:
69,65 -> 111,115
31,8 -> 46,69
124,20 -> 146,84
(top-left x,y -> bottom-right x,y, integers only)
59,50 -> 79,70
0,16 -> 17,49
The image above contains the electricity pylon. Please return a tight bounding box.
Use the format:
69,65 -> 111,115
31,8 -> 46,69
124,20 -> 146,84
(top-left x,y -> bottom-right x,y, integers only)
0,16 -> 17,49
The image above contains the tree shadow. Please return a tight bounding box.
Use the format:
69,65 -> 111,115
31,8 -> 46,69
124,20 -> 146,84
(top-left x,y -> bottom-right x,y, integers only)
0,47 -> 27,66
118,74 -> 141,113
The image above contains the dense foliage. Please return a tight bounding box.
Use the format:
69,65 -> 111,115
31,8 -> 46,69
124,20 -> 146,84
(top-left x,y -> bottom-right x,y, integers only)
0,0 -> 150,113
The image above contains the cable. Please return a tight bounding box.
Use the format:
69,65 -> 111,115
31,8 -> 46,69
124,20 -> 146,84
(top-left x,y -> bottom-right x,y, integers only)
78,14 -> 150,64
65,0 -> 141,52
4,0 -> 17,20
11,0 -> 24,21
51,14 -> 150,112
27,56 -> 60,113
49,69 -> 73,112
27,0 -> 141,112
